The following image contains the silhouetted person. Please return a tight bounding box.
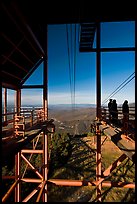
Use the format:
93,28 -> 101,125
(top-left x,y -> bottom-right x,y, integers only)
111,99 -> 118,124
108,99 -> 113,121
122,100 -> 129,117
122,100 -> 129,134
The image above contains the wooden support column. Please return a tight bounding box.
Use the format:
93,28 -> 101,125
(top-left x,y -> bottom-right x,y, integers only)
43,57 -> 48,120
43,24 -> 48,121
96,122 -> 102,201
96,21 -> 102,201
96,22 -> 101,120
15,152 -> 21,202
15,89 -> 21,115
14,89 -> 21,201
3,88 -> 7,122
135,21 -> 136,129
42,24 -> 48,202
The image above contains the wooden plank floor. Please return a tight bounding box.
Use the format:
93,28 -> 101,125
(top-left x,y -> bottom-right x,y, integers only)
99,122 -> 135,162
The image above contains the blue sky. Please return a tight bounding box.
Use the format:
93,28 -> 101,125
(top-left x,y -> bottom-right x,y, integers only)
3,21 -> 135,106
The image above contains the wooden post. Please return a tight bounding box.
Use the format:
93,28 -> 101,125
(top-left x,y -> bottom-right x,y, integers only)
95,22 -> 102,201
15,152 -> 21,202
14,89 -> 21,201
15,89 -> 21,115
42,24 -> 48,202
3,88 -> 7,122
96,22 -> 101,120
43,25 -> 48,121
96,122 -> 102,201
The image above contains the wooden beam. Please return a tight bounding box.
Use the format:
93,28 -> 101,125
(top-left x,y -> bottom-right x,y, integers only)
80,47 -> 135,52
11,2 -> 45,56
47,179 -> 135,188
2,70 -> 22,80
20,58 -> 43,85
1,2 -> 42,58
21,149 -> 43,153
1,32 -> 34,65
102,181 -> 135,188
2,82 -> 18,90
2,55 -> 28,73
22,85 -> 44,89
2,179 -> 20,202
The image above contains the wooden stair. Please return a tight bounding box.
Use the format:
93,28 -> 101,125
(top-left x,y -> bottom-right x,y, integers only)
79,22 -> 96,52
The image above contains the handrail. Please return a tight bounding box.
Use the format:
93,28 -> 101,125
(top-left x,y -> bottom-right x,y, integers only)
2,108 -> 44,127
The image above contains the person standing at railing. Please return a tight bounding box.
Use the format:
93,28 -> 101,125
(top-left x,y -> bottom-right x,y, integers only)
122,100 -> 129,134
108,99 -> 113,121
111,99 -> 118,124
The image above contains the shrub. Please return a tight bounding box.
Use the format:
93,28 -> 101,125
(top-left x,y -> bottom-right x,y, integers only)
48,132 -> 72,177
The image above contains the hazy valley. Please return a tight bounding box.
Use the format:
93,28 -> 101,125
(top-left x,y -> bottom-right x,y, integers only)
48,106 -> 96,135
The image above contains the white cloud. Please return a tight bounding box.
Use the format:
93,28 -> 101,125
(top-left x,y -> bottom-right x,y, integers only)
48,92 -> 71,104
21,91 -> 43,105
48,91 -> 96,104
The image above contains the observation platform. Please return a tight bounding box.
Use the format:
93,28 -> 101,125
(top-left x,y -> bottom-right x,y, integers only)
2,120 -> 54,165
97,121 -> 135,163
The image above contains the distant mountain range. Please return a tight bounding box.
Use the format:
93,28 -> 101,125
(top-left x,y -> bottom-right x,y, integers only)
128,103 -> 135,107
2,103 -> 96,112
48,104 -> 96,110
2,102 -> 134,112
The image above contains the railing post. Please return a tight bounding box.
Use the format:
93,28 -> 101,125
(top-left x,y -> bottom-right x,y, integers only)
96,122 -> 102,201
31,110 -> 33,127
15,152 -> 21,202
3,88 -> 7,122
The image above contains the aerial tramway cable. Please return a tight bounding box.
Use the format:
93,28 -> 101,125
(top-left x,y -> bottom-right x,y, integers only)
66,23 -> 77,136
66,24 -> 73,105
73,24 -> 77,108
102,72 -> 135,106
66,24 -> 77,108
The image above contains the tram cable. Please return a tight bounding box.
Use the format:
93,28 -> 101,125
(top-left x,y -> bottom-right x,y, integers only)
102,72 -> 135,106
66,24 -> 73,106
66,23 -> 77,136
73,24 -> 77,108
66,24 -> 77,108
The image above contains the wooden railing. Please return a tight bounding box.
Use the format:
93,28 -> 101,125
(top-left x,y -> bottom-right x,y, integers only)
101,106 -> 135,121
2,107 -> 44,138
101,106 -> 135,137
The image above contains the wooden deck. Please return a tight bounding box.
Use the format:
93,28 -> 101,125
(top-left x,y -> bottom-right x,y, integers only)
99,122 -> 135,162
